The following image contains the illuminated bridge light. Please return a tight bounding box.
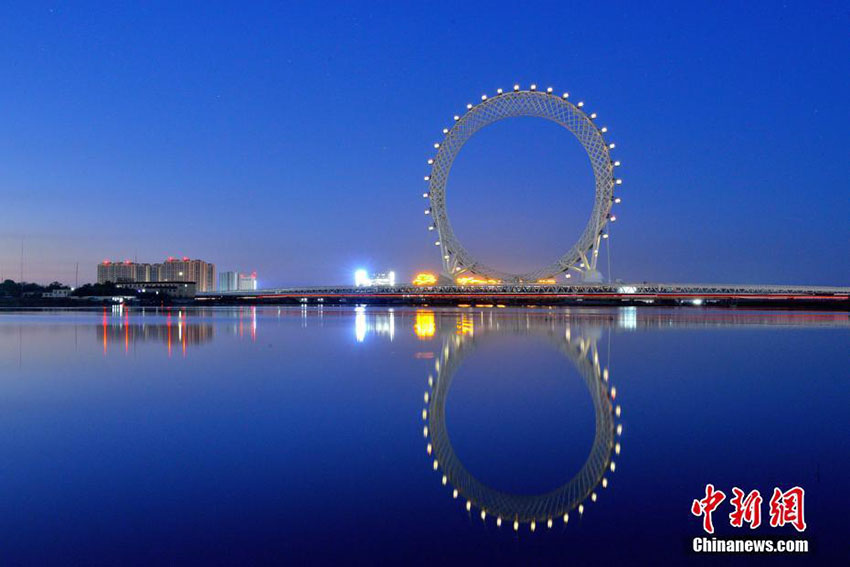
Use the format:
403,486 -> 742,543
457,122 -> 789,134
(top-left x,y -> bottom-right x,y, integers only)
433,142 -> 440,148
577,101 -> 584,107
424,209 -> 430,215
456,275 -> 501,286
590,112 -> 597,119
466,103 -> 473,109
423,192 -> 429,198
452,489 -> 458,499
496,88 -> 503,94
546,86 -> 553,93
413,273 -> 437,286
434,241 -> 441,246
609,143 -> 616,149
442,128 -> 448,134
481,94 -> 487,101
427,158 -> 434,164
563,513 -> 569,523
428,225 -> 435,230
614,160 -> 621,166
453,115 -> 460,121
615,178 -> 623,185
601,126 -> 608,133
562,92 -> 569,98
513,84 -> 520,91
424,175 -> 430,181
614,197 -> 621,204
530,84 -> 537,90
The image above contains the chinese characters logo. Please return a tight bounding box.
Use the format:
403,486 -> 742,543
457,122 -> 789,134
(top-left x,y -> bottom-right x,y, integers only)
691,485 -> 806,533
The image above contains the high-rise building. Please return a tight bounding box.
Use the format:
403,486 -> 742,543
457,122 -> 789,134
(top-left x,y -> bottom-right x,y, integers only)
159,257 -> 216,292
238,272 -> 258,291
218,271 -> 238,292
134,263 -> 153,283
218,270 -> 258,291
97,257 -> 216,292
97,260 -> 136,284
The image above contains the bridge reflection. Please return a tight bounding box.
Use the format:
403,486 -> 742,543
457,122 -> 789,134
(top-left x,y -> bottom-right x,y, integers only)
89,305 -> 849,359
346,306 -> 850,343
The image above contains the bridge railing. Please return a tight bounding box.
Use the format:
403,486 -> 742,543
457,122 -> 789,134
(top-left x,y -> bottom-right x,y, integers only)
199,282 -> 850,297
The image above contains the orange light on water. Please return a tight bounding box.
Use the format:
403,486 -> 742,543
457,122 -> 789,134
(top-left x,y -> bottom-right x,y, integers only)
456,314 -> 474,336
414,311 -> 436,339
413,272 -> 438,286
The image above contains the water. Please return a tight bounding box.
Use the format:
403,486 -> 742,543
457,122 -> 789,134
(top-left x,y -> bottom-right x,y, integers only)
0,306 -> 847,565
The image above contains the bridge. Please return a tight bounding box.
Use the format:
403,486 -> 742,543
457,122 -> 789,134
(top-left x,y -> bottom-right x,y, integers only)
197,282 -> 850,309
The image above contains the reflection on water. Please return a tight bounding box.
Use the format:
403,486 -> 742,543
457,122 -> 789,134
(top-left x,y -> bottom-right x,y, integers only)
414,311 -> 435,339
0,306 -> 848,563
354,306 -> 395,342
422,316 -> 620,531
97,308 -> 216,356
4,305 -> 844,360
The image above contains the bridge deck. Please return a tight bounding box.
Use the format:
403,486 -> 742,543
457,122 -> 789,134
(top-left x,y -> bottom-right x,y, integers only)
198,283 -> 850,308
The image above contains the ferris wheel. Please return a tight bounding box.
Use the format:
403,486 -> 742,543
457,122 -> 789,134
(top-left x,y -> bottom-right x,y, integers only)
423,84 -> 623,283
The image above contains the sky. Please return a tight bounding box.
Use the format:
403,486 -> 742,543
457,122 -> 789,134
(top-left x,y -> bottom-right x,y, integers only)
1,1 -> 848,286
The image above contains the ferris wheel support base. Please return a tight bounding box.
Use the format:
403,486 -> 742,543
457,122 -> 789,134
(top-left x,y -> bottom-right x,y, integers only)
581,269 -> 604,284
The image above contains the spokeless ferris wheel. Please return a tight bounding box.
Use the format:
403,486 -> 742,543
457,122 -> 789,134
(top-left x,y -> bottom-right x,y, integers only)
423,84 -> 623,283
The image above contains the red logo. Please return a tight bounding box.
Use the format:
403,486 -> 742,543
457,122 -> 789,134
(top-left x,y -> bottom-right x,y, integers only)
693,484 -> 806,533
691,484 -> 726,534
769,487 -> 807,532
729,488 -> 763,529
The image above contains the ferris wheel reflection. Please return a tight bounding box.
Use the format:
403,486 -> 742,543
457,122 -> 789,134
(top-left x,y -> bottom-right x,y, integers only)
418,310 -> 622,532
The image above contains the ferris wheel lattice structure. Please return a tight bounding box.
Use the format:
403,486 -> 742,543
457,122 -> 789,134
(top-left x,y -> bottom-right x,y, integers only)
423,84 -> 623,283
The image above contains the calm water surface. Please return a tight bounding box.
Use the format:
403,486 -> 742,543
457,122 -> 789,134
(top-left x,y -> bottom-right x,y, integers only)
0,306 -> 847,565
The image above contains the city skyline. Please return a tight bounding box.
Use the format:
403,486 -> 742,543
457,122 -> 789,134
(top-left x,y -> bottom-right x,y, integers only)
1,2 -> 848,286
97,256 -> 216,292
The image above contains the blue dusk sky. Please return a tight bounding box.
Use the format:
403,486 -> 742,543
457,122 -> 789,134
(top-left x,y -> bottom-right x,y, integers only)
0,1 -> 847,286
